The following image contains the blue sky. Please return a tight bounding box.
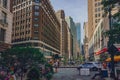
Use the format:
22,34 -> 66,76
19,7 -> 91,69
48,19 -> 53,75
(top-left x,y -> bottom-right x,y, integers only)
50,0 -> 88,43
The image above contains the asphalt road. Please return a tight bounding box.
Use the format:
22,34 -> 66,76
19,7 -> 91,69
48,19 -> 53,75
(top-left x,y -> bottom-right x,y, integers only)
51,68 -> 97,80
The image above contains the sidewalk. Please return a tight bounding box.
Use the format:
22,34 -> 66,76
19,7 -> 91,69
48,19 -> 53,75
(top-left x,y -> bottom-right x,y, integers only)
104,77 -> 114,80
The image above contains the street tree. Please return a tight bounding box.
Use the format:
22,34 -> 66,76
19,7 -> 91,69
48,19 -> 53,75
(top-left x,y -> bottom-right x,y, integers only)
102,0 -> 120,78
0,47 -> 46,77
102,0 -> 120,44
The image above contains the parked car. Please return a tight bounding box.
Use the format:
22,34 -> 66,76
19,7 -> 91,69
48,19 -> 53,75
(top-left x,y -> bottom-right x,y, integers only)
77,62 -> 101,71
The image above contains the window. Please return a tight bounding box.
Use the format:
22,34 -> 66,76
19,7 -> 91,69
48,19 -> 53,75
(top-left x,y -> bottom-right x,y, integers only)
34,31 -> 39,34
95,8 -> 97,12
33,37 -> 39,40
34,24 -> 39,27
95,3 -> 97,7
3,0 -> 7,8
34,0 -> 40,3
95,14 -> 97,17
2,11 -> 7,23
0,28 -> 6,42
98,8 -> 100,11
98,13 -> 101,17
34,5 -> 39,10
34,18 -> 39,21
95,19 -> 97,23
34,12 -> 39,16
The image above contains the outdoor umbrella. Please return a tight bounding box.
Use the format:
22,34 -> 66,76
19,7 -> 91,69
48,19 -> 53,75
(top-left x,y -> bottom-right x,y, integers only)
105,55 -> 120,62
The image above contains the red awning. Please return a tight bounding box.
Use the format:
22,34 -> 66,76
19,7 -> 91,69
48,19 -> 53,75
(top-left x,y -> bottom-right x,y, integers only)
96,47 -> 120,55
96,48 -> 108,55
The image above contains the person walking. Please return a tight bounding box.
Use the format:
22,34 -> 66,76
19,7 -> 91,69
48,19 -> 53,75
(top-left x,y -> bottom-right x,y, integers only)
53,61 -> 58,73
102,62 -> 107,69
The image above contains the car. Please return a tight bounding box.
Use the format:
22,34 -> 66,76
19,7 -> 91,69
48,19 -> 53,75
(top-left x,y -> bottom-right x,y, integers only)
77,62 -> 101,71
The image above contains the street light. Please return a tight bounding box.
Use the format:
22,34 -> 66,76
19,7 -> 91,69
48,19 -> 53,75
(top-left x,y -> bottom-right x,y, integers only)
107,5 -> 116,79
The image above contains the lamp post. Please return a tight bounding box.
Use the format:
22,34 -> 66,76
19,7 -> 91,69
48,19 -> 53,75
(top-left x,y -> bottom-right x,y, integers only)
107,6 -> 115,79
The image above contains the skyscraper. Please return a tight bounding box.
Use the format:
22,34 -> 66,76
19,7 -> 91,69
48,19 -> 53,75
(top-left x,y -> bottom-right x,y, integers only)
0,0 -> 13,51
83,22 -> 89,61
56,10 -> 68,59
88,0 -> 103,41
11,0 -> 61,57
66,16 -> 77,59
75,23 -> 81,49
88,0 -> 103,59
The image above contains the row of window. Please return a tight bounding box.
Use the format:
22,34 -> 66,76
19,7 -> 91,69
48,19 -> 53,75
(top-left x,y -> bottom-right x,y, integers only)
0,0 -> 8,8
95,19 -> 100,23
13,1 -> 31,8
95,7 -> 103,12
13,30 -> 30,37
95,2 -> 101,7
13,7 -> 32,15
95,13 -> 101,17
12,37 -> 31,42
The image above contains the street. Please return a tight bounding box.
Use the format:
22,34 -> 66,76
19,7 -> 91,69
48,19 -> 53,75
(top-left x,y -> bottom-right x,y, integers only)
52,68 -> 96,80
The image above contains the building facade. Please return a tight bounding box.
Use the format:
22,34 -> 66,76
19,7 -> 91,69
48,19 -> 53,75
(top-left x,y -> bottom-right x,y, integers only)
11,0 -> 61,58
56,10 -> 68,59
0,0 -> 13,51
66,16 -> 77,59
75,23 -> 81,58
83,22 -> 89,61
75,22 -> 81,53
88,0 -> 103,59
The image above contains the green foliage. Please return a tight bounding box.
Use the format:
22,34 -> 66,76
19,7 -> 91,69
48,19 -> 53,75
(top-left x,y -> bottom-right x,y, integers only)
45,63 -> 54,74
27,67 -> 40,80
99,53 -> 109,62
44,63 -> 54,80
0,47 -> 46,78
102,0 -> 120,44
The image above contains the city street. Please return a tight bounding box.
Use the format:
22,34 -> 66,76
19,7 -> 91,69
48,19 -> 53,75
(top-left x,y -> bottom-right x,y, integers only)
52,68 -> 96,80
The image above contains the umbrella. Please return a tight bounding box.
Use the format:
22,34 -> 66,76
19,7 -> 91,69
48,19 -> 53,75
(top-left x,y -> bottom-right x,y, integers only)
105,55 -> 120,62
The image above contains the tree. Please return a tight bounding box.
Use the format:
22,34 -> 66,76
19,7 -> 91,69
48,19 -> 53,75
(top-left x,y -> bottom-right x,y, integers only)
102,0 -> 120,44
1,47 -> 46,67
102,0 -> 120,78
0,47 -> 46,79
27,67 -> 40,80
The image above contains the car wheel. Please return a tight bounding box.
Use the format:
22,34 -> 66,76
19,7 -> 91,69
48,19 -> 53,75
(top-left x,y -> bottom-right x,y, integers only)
92,67 -> 98,71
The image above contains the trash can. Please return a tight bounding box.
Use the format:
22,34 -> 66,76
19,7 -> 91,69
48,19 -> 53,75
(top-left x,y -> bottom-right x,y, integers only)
101,69 -> 108,78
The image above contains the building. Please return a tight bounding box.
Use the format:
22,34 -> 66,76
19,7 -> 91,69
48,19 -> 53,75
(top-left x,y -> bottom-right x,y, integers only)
66,16 -> 77,59
11,0 -> 61,58
75,23 -> 81,47
83,22 -> 89,61
88,0 -> 120,60
94,4 -> 120,60
56,10 -> 68,59
88,0 -> 103,59
0,0 -> 13,51
75,22 -> 81,56
88,0 -> 103,41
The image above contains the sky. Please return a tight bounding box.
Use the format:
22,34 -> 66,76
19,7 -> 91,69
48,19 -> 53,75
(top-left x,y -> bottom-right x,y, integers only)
50,0 -> 88,43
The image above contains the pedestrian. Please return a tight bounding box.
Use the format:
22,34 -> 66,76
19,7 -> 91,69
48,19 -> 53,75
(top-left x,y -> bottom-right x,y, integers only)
102,62 -> 107,69
53,61 -> 58,73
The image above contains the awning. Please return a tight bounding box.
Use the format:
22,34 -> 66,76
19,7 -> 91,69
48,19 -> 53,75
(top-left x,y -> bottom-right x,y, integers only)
105,55 -> 120,62
95,47 -> 120,55
95,48 -> 107,55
